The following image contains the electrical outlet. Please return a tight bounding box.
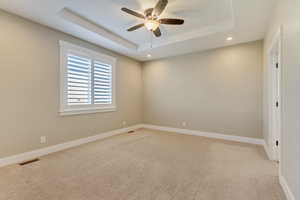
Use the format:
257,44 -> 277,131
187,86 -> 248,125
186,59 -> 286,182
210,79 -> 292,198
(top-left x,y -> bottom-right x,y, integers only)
122,121 -> 127,126
182,122 -> 187,127
40,136 -> 46,144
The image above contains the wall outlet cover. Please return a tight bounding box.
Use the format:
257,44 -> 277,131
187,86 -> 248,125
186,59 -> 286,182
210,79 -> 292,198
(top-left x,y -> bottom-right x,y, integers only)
40,136 -> 46,144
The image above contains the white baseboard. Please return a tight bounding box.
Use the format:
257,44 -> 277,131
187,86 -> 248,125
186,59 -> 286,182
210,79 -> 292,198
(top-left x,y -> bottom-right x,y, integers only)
263,142 -> 274,160
0,124 -> 143,168
142,124 -> 264,145
0,124 -> 267,168
279,175 -> 296,200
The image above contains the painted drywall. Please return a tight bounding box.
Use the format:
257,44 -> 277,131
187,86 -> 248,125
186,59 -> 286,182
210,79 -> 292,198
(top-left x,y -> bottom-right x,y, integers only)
0,10 -> 143,158
143,41 -> 263,139
264,0 -> 300,199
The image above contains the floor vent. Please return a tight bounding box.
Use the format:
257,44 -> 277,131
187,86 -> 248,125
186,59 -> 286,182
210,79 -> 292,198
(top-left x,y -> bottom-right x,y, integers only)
19,158 -> 40,166
128,130 -> 135,133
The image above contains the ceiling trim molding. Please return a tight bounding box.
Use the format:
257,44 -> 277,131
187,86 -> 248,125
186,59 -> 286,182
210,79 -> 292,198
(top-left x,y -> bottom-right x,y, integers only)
59,8 -> 138,50
138,21 -> 235,52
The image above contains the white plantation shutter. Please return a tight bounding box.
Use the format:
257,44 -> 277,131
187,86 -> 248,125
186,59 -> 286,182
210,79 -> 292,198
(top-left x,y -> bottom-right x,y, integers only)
93,61 -> 112,105
60,41 -> 116,115
67,54 -> 92,105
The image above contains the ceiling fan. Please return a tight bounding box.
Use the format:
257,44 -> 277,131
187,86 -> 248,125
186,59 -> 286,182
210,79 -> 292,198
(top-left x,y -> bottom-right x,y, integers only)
121,0 -> 184,37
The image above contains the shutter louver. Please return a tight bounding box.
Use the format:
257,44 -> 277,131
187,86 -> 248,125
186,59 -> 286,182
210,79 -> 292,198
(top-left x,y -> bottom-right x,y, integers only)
93,61 -> 112,105
67,54 -> 92,105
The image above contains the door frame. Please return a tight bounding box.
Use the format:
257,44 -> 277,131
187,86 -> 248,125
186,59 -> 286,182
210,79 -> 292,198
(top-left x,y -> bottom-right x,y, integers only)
267,27 -> 282,162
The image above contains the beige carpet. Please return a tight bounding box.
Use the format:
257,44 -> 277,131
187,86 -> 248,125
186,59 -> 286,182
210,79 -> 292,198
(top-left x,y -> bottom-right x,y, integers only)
0,129 -> 286,200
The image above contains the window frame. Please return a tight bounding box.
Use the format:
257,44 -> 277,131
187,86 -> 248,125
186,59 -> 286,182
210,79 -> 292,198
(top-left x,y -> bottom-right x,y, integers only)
59,41 -> 117,116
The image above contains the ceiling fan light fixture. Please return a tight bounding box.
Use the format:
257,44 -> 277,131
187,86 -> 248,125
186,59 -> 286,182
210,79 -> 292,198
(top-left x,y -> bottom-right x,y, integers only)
144,19 -> 160,31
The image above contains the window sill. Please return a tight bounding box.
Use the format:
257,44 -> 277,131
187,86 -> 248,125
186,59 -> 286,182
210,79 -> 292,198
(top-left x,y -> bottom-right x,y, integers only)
60,107 -> 117,116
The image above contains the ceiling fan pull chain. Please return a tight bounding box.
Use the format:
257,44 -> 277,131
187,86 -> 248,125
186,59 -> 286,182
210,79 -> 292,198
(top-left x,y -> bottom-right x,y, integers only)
151,32 -> 153,49
149,31 -> 153,49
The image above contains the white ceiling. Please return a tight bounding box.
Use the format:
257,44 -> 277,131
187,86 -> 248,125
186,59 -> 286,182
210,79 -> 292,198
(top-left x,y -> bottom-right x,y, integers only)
0,0 -> 276,61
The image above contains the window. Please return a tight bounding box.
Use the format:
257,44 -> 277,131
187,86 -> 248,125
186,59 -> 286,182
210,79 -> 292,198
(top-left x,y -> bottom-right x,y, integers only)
60,41 -> 116,115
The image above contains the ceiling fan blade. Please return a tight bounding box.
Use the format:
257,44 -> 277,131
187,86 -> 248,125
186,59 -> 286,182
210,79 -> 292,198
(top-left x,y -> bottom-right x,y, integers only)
153,0 -> 168,16
127,24 -> 144,31
121,7 -> 145,19
159,18 -> 184,25
153,27 -> 162,37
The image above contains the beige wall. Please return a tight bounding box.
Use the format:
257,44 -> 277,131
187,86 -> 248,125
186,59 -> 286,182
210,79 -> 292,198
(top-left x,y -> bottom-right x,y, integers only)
264,0 -> 300,199
143,41 -> 263,139
0,10 -> 143,158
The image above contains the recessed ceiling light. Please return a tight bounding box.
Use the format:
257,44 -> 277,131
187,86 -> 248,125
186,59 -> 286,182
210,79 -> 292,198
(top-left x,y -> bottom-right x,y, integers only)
227,37 -> 233,41
147,54 -> 152,58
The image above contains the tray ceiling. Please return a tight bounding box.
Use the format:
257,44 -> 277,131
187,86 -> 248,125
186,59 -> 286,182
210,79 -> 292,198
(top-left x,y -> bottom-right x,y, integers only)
0,0 -> 276,61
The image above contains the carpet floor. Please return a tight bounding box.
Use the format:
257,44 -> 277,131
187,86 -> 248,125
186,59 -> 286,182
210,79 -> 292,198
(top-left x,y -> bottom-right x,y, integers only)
0,129 -> 286,200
